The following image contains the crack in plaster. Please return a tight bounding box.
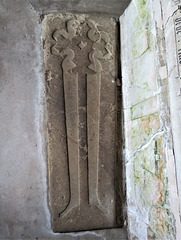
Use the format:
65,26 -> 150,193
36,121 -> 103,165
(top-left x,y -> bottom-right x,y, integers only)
126,129 -> 164,164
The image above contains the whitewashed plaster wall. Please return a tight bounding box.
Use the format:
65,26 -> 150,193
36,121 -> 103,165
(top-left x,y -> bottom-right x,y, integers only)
121,0 -> 181,239
163,1 -> 181,235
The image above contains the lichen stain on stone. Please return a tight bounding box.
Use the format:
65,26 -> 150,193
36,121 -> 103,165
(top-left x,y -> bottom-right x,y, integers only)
122,0 -> 176,238
149,207 -> 175,239
132,133 -> 175,238
131,0 -> 153,59
137,0 -> 146,8
133,136 -> 165,205
130,114 -> 160,153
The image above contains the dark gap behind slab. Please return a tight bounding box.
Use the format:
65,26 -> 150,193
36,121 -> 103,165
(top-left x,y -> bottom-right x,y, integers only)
115,20 -> 127,228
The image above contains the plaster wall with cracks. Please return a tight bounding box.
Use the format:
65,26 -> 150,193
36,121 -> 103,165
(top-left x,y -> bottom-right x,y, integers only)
121,0 -> 181,239
125,129 -> 164,164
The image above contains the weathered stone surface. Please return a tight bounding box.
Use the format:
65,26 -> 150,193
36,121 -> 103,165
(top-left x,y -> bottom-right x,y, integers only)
0,0 -> 128,239
3,0 -> 181,239
121,0 -> 178,239
42,13 -> 119,232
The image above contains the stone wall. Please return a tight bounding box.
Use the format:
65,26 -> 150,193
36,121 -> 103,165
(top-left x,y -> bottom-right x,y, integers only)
121,0 -> 181,239
0,0 -> 129,239
1,0 -> 181,239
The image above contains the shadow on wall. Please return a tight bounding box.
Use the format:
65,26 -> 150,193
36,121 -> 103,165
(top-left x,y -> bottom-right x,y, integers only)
28,0 -> 131,17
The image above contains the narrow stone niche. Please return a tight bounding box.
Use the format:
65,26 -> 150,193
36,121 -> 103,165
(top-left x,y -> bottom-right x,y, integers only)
42,13 -> 123,233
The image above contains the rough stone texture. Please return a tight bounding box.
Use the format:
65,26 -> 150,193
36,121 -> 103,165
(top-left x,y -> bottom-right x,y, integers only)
0,0 -> 128,239
42,13 -> 120,232
2,0 -> 181,239
121,0 -> 181,239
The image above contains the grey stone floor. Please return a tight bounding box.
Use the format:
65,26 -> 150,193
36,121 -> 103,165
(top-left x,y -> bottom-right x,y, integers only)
0,0 -> 130,239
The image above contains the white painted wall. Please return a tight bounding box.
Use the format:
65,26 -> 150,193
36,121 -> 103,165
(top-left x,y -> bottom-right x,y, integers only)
121,0 -> 181,239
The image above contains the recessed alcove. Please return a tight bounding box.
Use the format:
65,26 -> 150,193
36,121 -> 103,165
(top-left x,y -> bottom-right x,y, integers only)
0,0 -> 181,239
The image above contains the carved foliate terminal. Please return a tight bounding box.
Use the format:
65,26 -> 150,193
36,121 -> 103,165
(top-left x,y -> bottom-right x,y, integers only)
42,13 -> 119,232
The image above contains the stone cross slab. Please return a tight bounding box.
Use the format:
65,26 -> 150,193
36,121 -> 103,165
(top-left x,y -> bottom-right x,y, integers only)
42,13 -> 119,232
